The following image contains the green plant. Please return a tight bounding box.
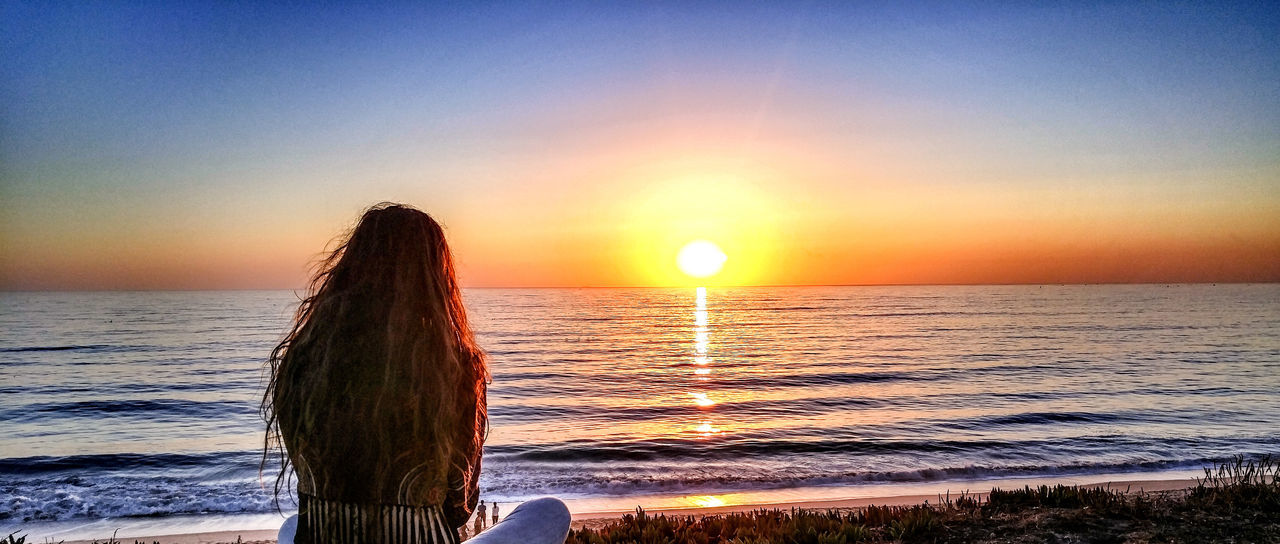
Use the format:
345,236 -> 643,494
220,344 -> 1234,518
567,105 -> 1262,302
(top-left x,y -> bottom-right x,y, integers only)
886,507 -> 939,543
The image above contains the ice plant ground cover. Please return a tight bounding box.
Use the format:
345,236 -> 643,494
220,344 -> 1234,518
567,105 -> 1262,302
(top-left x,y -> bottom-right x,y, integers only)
565,456 -> 1280,544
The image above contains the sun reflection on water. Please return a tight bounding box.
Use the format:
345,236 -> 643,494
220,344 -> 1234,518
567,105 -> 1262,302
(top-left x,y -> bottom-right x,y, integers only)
686,495 -> 727,508
695,421 -> 721,435
694,331 -> 709,354
689,287 -> 722,424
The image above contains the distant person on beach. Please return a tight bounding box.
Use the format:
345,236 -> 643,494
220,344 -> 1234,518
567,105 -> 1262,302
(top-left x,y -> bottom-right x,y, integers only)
264,203 -> 571,544
477,500 -> 488,528
492,502 -> 500,524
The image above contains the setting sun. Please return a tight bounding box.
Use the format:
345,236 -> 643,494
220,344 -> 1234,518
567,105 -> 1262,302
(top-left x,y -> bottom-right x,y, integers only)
677,240 -> 728,278
2,3 -> 1277,543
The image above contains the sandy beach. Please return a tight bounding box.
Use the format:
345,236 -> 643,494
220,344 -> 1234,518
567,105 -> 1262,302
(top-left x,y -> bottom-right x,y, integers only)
57,477 -> 1198,544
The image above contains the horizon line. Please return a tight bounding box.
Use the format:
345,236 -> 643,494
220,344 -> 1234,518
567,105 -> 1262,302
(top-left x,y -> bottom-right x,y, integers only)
2,280 -> 1277,294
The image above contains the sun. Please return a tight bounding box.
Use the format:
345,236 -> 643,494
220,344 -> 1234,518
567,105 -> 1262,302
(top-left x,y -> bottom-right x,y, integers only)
677,240 -> 727,278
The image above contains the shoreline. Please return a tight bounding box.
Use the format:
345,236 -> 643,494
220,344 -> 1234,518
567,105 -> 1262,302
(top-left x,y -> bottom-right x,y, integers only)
54,477 -> 1199,544
568,477 -> 1196,530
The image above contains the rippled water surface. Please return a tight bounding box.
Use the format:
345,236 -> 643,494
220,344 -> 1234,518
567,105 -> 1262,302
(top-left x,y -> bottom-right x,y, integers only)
2,285 -> 1278,535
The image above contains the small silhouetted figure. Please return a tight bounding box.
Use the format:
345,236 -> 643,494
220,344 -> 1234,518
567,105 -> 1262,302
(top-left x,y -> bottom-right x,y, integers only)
477,500 -> 488,529
473,513 -> 483,535
492,503 -> 500,524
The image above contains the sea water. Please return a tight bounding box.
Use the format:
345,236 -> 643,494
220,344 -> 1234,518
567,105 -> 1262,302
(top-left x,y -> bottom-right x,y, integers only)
2,285 -> 1278,540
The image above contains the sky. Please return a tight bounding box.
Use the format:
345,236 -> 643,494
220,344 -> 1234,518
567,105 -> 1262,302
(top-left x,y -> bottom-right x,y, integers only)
2,1 -> 1277,289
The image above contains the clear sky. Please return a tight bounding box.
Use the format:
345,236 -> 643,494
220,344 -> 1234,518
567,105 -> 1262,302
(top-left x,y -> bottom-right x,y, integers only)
2,1 -> 1277,289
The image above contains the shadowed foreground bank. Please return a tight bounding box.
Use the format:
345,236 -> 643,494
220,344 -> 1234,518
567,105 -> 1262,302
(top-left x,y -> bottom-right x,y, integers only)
566,457 -> 1279,544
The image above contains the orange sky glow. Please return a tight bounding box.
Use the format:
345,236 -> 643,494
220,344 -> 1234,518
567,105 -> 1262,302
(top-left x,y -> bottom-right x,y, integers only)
2,4 -> 1277,290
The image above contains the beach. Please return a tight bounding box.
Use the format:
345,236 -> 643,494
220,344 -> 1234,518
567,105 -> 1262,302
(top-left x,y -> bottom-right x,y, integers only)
51,476 -> 1205,543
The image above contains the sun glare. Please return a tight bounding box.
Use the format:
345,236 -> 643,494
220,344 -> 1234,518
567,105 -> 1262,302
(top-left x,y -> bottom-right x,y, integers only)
689,392 -> 717,408
688,495 -> 727,508
677,240 -> 727,278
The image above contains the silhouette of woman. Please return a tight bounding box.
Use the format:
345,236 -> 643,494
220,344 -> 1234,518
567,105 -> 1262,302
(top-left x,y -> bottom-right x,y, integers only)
264,203 -> 569,544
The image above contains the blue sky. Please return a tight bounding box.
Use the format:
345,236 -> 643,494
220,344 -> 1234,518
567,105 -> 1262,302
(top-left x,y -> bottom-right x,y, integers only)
2,1 -> 1277,288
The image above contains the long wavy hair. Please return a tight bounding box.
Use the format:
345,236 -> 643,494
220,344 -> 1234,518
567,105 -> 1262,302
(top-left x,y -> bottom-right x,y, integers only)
262,202 -> 488,507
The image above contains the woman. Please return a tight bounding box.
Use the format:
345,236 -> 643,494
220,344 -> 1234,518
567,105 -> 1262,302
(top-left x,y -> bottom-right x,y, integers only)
263,203 -> 569,544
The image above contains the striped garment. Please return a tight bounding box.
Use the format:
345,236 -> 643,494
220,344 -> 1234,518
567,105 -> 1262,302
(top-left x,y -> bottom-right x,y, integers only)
296,493 -> 460,544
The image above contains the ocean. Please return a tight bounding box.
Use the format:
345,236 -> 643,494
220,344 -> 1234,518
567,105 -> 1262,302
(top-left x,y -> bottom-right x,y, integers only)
2,285 -> 1278,540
